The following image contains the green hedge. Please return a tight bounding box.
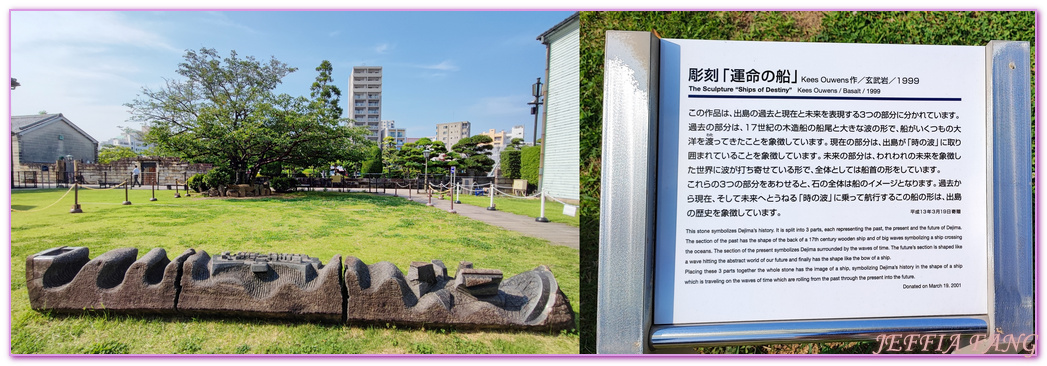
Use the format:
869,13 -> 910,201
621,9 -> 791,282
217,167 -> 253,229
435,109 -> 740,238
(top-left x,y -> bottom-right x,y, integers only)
186,174 -> 207,192
500,150 -> 522,179
202,166 -> 233,189
579,10 -> 1035,355
520,146 -> 541,185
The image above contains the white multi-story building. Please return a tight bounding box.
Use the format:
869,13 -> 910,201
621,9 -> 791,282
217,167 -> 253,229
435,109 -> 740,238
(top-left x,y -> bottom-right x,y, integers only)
509,125 -> 526,144
381,128 -> 407,150
103,126 -> 150,153
349,66 -> 383,143
434,121 -> 471,148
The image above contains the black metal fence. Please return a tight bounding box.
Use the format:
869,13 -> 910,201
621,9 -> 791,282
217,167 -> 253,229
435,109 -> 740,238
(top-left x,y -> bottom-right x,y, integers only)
12,171 -> 76,189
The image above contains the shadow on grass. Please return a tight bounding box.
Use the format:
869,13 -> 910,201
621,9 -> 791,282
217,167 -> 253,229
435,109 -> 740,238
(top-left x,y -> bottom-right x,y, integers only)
12,205 -> 38,211
253,191 -> 415,207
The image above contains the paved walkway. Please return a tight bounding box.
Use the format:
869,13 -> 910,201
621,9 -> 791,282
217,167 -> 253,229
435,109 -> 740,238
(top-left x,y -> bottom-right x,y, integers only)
394,190 -> 580,250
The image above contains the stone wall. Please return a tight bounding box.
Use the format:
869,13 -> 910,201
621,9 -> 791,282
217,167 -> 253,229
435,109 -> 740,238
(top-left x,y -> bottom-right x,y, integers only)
76,157 -> 213,185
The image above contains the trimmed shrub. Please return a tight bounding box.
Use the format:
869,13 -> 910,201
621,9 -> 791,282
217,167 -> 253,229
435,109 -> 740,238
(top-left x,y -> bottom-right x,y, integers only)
361,159 -> 383,175
500,149 -> 522,179
186,173 -> 207,192
520,146 -> 541,185
269,176 -> 297,193
202,166 -> 234,189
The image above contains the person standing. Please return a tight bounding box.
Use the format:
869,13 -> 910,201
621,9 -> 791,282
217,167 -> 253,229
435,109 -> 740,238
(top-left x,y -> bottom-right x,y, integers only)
132,165 -> 142,187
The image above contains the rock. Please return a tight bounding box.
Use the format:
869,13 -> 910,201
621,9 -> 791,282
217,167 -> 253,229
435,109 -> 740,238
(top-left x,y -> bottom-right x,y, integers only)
178,251 -> 343,322
25,246 -> 194,315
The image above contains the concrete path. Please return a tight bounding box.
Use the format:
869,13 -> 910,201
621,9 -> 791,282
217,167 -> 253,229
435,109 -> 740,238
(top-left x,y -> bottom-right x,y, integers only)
396,191 -> 580,250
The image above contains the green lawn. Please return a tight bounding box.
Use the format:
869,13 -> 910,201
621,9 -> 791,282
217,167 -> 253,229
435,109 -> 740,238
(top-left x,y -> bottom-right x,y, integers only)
10,187 -> 579,354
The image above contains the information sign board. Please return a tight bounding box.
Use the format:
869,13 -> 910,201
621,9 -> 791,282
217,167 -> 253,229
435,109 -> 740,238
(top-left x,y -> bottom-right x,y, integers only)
597,31 -> 1030,353
654,40 -> 990,325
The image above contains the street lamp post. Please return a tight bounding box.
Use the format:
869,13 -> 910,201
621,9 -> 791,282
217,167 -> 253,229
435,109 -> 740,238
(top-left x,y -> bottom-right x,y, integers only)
424,149 -> 433,207
528,77 -> 543,146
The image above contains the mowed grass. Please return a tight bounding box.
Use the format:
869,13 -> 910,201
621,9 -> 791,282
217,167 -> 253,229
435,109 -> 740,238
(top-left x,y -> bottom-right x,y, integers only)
10,187 -> 579,354
449,192 -> 579,227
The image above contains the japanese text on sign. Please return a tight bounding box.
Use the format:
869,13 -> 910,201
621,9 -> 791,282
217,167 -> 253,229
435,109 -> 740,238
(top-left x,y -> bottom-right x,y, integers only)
655,39 -> 989,325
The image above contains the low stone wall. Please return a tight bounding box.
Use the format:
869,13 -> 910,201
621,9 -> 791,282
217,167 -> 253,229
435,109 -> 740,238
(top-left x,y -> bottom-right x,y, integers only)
75,157 -> 212,186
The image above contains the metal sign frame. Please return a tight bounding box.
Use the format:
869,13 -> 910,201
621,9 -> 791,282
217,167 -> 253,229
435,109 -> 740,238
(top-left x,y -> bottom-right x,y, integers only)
596,31 -> 1032,353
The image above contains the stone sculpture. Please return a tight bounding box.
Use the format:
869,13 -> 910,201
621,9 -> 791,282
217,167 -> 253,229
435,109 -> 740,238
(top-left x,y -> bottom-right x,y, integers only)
178,251 -> 343,322
25,246 -> 574,331
26,246 -> 193,314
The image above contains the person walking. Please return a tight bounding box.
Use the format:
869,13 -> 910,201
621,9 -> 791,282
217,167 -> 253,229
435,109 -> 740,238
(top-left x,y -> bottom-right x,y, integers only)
131,165 -> 142,187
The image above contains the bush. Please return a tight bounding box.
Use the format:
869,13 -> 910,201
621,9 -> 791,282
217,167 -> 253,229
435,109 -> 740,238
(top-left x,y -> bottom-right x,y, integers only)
202,166 -> 234,189
186,173 -> 207,192
500,149 -> 522,179
520,145 -> 541,185
269,176 -> 297,193
361,159 -> 383,175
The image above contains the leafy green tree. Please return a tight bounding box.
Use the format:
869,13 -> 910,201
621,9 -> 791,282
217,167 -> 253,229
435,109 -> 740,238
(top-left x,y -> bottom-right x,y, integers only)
451,135 -> 495,176
507,137 -> 525,150
393,137 -> 447,179
126,49 -> 369,182
97,145 -> 139,164
381,136 -> 402,178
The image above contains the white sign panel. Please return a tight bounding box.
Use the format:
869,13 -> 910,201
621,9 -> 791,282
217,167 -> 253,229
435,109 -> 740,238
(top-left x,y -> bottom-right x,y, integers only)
654,40 -> 989,325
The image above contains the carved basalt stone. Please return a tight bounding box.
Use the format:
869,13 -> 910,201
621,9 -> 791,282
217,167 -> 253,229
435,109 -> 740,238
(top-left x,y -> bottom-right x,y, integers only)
25,246 -> 193,314
25,246 -> 575,331
344,257 -> 575,330
177,251 -> 343,322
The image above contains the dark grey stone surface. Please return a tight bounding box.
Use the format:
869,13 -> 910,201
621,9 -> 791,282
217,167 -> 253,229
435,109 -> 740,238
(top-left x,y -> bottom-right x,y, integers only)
26,247 -> 575,331
344,257 -> 574,330
26,246 -> 193,314
178,250 -> 343,322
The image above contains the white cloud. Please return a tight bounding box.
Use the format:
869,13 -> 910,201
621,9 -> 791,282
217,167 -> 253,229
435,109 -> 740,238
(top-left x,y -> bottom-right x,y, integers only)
11,11 -> 177,52
197,11 -> 259,35
374,42 -> 394,54
328,30 -> 341,37
418,60 -> 458,72
10,11 -> 180,141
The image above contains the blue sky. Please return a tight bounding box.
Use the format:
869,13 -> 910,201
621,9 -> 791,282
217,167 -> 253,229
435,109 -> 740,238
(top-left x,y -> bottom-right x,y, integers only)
10,10 -> 572,144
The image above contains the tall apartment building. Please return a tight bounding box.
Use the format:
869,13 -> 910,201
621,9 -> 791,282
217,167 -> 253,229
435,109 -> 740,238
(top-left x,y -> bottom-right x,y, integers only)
348,66 -> 383,143
479,128 -> 508,157
434,121 -> 471,148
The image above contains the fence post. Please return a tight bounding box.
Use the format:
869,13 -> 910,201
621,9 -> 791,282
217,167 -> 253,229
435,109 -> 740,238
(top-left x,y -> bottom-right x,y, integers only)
487,182 -> 496,211
150,172 -> 158,201
70,183 -> 83,213
447,184 -> 457,214
122,176 -> 132,205
535,190 -> 549,222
